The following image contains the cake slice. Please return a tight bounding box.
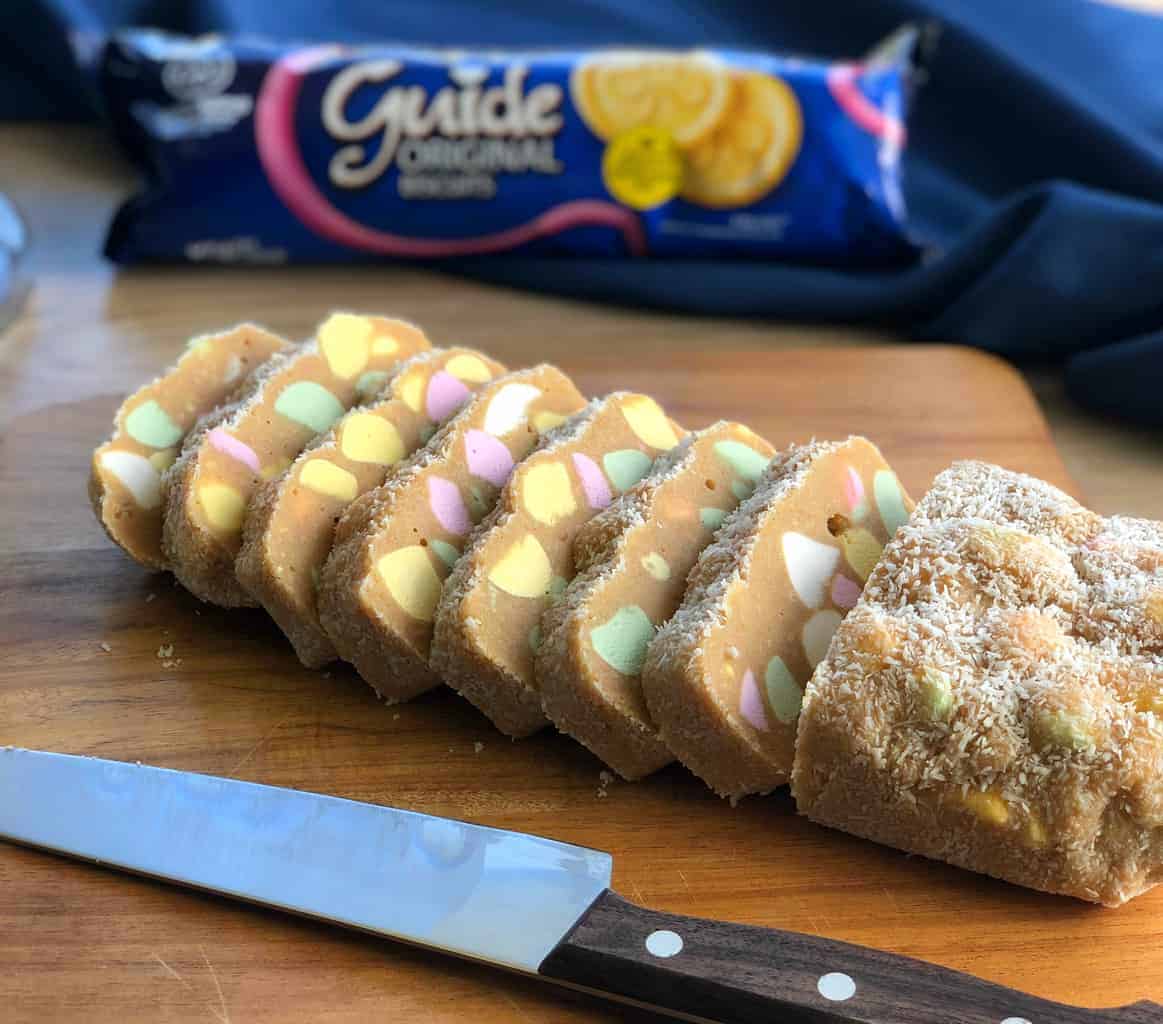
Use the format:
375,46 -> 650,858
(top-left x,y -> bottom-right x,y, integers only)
163,312 -> 429,606
236,347 -> 505,667
642,437 -> 912,800
90,324 -> 288,569
318,366 -> 586,701
537,421 -> 775,779
792,461 -> 1163,906
432,393 -> 685,737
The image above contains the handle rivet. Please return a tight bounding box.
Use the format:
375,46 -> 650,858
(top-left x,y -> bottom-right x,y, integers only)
817,972 -> 856,1002
644,929 -> 683,958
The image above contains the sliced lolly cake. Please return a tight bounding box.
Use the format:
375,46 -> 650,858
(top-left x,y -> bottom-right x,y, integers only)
163,312 -> 428,606
318,366 -> 586,700
432,393 -> 685,737
90,323 -> 288,570
642,437 -> 912,800
537,421 -> 775,779
237,347 -> 504,666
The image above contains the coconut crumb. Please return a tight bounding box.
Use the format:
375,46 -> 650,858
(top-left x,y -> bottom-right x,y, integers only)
99,642 -> 112,653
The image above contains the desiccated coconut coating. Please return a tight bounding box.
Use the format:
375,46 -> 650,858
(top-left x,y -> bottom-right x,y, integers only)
642,437 -> 912,800
236,348 -> 505,667
318,366 -> 586,702
90,323 -> 289,570
431,393 -> 685,738
537,421 -> 775,780
162,313 -> 429,607
792,461 -> 1163,906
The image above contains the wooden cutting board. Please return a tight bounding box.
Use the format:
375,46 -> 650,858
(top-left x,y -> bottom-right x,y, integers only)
2,342 -> 1159,1024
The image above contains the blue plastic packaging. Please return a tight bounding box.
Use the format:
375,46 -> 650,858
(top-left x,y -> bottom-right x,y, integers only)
101,29 -> 917,265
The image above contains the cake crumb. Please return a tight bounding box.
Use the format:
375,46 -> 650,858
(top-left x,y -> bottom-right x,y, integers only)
392,713 -> 401,720
157,643 -> 174,659
99,642 -> 112,653
473,741 -> 485,754
145,593 -> 156,603
597,769 -> 614,798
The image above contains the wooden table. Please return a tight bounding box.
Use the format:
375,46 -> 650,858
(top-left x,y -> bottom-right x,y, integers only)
2,123 -> 1161,1023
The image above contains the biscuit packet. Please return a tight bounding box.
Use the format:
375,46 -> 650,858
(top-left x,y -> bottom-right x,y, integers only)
99,27 -> 918,265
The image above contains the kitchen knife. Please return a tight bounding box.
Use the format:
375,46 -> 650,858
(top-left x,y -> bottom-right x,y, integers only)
0,748 -> 1156,1024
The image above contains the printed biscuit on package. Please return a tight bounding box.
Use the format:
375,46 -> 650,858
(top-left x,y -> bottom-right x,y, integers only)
99,28 -> 918,265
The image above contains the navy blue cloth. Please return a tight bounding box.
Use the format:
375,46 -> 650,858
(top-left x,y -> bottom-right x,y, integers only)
4,0 -> 1162,425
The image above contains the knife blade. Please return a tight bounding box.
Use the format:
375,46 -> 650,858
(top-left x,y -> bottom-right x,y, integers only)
0,748 -> 1157,1024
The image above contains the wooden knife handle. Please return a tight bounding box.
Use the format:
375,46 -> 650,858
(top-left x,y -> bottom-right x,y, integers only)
539,890 -> 1162,1024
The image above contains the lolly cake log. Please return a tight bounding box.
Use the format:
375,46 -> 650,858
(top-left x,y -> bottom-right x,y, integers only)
89,323 -> 289,570
318,366 -> 586,701
792,462 -> 1163,906
236,348 -> 505,667
431,393 -> 685,738
641,437 -> 913,800
537,421 -> 776,780
163,313 -> 429,606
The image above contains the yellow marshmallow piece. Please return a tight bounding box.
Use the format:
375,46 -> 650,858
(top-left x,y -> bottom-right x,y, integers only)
961,789 -> 1009,828
445,354 -> 493,383
300,459 -> 359,502
319,312 -> 372,380
621,396 -> 679,450
399,370 -> 425,413
489,534 -> 553,598
376,545 -> 442,622
532,410 -> 568,433
522,462 -> 577,526
641,552 -> 671,580
838,527 -> 883,582
148,448 -> 177,473
340,412 -> 404,465
199,482 -> 246,534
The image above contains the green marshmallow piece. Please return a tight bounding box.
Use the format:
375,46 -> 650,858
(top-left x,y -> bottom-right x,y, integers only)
590,605 -> 655,676
765,656 -> 803,724
1034,708 -> 1093,751
714,440 -> 769,482
874,469 -> 910,536
603,449 -> 653,492
700,507 -> 726,530
429,539 -> 461,568
355,370 -> 389,397
918,666 -> 954,721
275,381 -> 345,433
125,400 -> 182,449
467,483 -> 488,523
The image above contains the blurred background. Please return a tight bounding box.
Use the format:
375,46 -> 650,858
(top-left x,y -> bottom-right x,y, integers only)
1,0 -> 1160,513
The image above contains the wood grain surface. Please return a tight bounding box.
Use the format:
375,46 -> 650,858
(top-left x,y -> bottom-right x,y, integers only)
4,329 -> 1162,1024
